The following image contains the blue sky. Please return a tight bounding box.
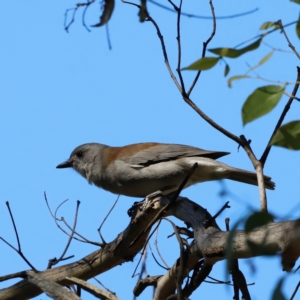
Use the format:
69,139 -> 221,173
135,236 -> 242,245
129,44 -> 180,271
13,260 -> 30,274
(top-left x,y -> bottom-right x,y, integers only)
1,1 -> 300,299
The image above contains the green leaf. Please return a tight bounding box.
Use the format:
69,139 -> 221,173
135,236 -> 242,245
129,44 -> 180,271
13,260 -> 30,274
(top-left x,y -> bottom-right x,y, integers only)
242,85 -> 285,125
260,21 -> 280,30
227,75 -> 251,88
224,64 -> 230,77
258,50 -> 274,66
270,121 -> 300,150
291,0 -> 300,4
208,39 -> 261,58
296,14 -> 300,39
182,57 -> 220,71
271,277 -> 286,300
245,211 -> 273,233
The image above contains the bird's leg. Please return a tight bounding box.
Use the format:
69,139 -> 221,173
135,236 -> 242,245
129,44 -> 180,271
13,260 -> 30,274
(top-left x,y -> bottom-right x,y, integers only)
142,190 -> 163,210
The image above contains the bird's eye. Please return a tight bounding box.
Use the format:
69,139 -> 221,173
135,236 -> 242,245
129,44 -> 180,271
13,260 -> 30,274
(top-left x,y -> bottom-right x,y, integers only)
76,151 -> 83,158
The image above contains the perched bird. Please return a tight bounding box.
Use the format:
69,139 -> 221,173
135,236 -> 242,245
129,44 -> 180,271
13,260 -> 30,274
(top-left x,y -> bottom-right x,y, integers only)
56,142 -> 275,197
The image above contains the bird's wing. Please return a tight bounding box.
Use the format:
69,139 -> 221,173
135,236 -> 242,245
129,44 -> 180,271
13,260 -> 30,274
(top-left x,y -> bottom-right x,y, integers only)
124,143 -> 230,167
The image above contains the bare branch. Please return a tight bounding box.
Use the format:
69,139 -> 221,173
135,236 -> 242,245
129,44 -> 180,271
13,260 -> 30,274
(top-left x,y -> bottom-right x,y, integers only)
213,201 -> 230,219
27,271 -> 81,300
133,275 -> 162,297
154,224 -> 171,269
0,202 -> 37,271
2,196 -> 300,299
0,271 -> 27,283
64,1 -> 96,32
47,200 -> 80,269
98,195 -> 120,245
66,277 -> 120,300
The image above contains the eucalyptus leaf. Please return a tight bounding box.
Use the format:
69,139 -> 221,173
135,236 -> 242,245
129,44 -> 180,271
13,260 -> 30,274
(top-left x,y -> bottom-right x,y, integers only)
224,64 -> 230,77
209,39 -> 261,58
259,50 -> 274,66
242,85 -> 285,125
182,57 -> 220,71
270,121 -> 300,150
245,211 -> 273,233
227,75 -> 251,88
260,21 -> 280,30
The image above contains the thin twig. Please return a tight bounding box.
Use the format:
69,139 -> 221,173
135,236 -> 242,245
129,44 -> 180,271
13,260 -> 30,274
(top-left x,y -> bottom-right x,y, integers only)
6,202 -> 21,250
149,242 -> 169,270
122,0 -> 181,92
132,221 -> 161,277
235,21 -> 296,49
182,94 -> 242,144
98,195 -> 120,245
154,221 -> 170,269
146,15 -> 182,92
93,277 -> 117,295
207,275 -> 231,285
290,281 -> 300,300
106,23 -> 112,50
64,7 -> 78,32
64,1 -> 95,32
82,0 -> 94,32
213,201 -> 230,219
133,246 -> 148,300
60,216 -> 104,247
170,0 -> 186,94
260,67 -> 300,166
284,91 -> 300,101
276,19 -> 300,59
148,0 -> 258,20
187,0 -> 216,96
47,200 -> 80,269
48,197 -> 103,247
0,202 -> 37,271
163,218 -> 186,299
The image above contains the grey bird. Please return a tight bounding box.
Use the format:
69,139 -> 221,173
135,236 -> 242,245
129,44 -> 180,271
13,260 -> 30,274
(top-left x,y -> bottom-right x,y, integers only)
56,142 -> 275,197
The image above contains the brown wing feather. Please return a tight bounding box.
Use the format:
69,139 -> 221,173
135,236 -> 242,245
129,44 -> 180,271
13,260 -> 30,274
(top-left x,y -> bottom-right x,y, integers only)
114,143 -> 230,166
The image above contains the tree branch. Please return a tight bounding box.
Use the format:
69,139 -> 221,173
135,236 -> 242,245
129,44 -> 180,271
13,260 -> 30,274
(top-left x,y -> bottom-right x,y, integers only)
2,196 -> 300,299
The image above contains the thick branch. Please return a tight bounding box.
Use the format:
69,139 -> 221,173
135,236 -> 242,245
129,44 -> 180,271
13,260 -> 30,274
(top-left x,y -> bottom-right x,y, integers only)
1,197 -> 300,300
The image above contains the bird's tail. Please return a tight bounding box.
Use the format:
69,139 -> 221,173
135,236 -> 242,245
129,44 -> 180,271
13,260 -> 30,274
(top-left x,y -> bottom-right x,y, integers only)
227,168 -> 275,190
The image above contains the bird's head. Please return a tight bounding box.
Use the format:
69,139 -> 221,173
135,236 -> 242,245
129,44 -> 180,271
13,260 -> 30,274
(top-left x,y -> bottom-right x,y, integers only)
56,143 -> 105,183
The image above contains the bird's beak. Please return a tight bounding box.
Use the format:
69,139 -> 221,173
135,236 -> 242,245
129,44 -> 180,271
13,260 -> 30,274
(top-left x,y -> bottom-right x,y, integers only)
56,159 -> 73,169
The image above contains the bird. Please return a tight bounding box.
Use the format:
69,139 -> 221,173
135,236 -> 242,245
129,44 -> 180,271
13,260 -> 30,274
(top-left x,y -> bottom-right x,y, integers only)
56,142 -> 275,197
